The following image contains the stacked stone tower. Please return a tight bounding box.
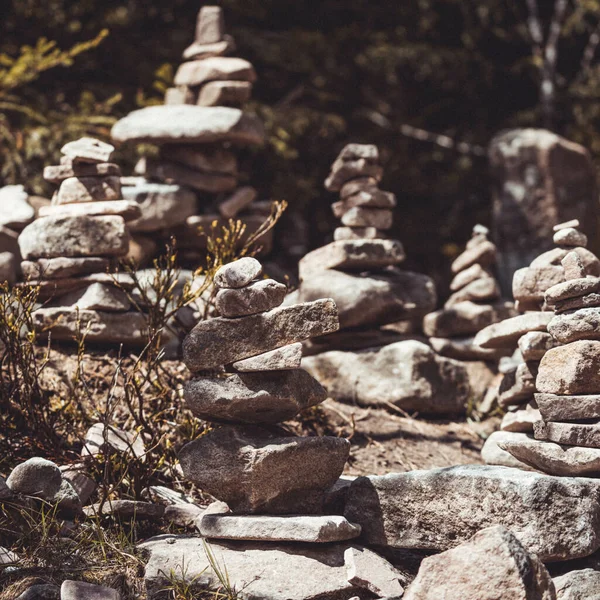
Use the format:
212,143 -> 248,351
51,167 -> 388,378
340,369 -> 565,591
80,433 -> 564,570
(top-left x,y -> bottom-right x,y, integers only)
112,6 -> 271,265
179,257 -> 353,519
17,137 -> 147,344
424,224 -> 517,361
476,220 -> 600,466
499,248 -> 600,476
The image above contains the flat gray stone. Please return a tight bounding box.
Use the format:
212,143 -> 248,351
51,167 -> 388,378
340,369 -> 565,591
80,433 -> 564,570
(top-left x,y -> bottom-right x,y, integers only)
519,331 -> 559,361
0,184 -> 34,229
183,299 -> 339,372
21,257 -> 110,280
562,251 -> 586,280
555,219 -> 581,231
423,300 -> 517,338
6,457 -> 62,498
299,239 -> 405,280
303,340 -> 470,416
198,80 -> 253,107
60,580 -> 120,600
55,176 -> 121,204
481,431 -> 538,470
140,534 -> 394,600
340,207 -> 393,229
138,157 -> 237,193
184,369 -> 327,423
449,263 -> 490,292
60,464 -> 96,504
32,307 -> 147,344
297,268 -> 435,330
174,57 -> 256,87
333,189 -> 396,212
548,308 -> 600,344
554,292 -> 600,313
179,426 -> 349,514
499,362 -> 537,407
111,105 -> 265,146
18,215 -> 128,260
39,200 -> 140,221
546,278 -> 600,305
535,420 -> 600,449
325,159 -> 383,192
85,499 -> 164,520
344,464 -> 600,561
43,161 -> 120,184
214,256 -> 262,288
536,393 -> 600,421
82,423 -> 146,459
553,568 -> 600,599
340,176 -> 379,198
451,240 -> 497,274
56,282 -> 131,312
199,514 -> 361,543
501,438 -> 600,477
61,137 -> 114,163
232,343 -> 302,372
338,144 -> 379,161
513,265 -> 565,303
159,145 -> 238,175
501,402 -> 541,432
429,336 -> 509,361
403,526 -> 554,600
183,37 -> 235,60
554,227 -> 588,247
333,226 -> 378,241
474,312 -> 553,349
538,341 -> 600,395
121,179 -> 197,232
445,276 -> 500,307
218,186 -> 257,218
345,546 -> 404,598
215,279 -> 286,317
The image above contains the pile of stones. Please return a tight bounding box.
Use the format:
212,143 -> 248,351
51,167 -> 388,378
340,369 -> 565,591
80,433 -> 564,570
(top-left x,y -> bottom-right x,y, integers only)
423,224 -> 517,362
297,144 -> 475,416
17,137 -> 149,344
112,6 -> 271,266
140,256 -> 405,599
476,220 -> 600,468
499,248 -> 600,476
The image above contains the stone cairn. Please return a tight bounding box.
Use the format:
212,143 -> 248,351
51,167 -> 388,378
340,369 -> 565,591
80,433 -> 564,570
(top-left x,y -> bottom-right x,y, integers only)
498,243 -> 600,477
423,224 -> 517,362
295,143 -> 436,353
112,6 -> 271,266
475,220 -> 600,468
17,137 -> 148,344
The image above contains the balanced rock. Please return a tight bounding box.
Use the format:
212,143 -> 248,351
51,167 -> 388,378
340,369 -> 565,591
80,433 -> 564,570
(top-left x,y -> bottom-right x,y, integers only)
232,343 -> 302,372
179,426 -> 350,514
55,175 -> 121,205
61,137 -> 114,163
536,393 -> 600,422
474,312 -> 553,349
21,257 -> 110,280
534,421 -> 600,449
43,161 -> 120,184
214,256 -> 262,288
184,369 -> 327,424
0,184 -> 34,229
344,465 -> 600,561
215,279 -> 286,317
40,199 -> 141,221
547,308 -> 600,344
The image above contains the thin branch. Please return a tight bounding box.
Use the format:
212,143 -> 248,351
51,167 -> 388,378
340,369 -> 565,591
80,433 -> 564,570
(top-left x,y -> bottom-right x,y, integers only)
524,0 -> 544,62
576,20 -> 600,83
399,123 -> 487,157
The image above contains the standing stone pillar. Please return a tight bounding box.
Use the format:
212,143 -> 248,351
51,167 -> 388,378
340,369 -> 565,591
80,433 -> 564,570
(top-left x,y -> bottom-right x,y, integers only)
489,128 -> 599,293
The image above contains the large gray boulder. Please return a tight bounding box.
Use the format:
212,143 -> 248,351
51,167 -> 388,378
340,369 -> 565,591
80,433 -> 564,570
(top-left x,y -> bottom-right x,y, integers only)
344,465 -> 600,561
489,129 -> 599,291
139,534 -> 401,600
553,568 -> 600,600
303,340 -> 470,415
404,526 -> 555,600
296,268 -> 436,329
179,426 -> 349,514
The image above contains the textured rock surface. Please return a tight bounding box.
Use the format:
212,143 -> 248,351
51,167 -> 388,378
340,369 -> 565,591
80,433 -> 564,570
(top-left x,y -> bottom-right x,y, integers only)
214,257 -> 262,288
174,57 -> 256,87
184,370 -> 327,424
198,514 -> 361,543
140,534 -> 393,600
183,299 -> 339,371
345,546 -> 404,598
536,393 -> 600,421
21,257 -> 110,279
403,526 -> 555,600
40,200 -> 141,221
297,268 -> 436,330
513,266 -> 565,303
111,105 -> 265,146
548,308 -> 600,344
215,279 -> 286,317
546,278 -> 600,305
344,465 -> 600,561
60,580 -> 120,600
519,331 -> 560,361
303,340 -> 470,415
6,457 -> 62,498
534,421 -> 600,449
179,426 -> 350,514
57,283 -> 131,312
481,431 -> 537,470
501,439 -> 600,477
538,341 -> 600,395
0,184 -> 34,229
474,312 -> 553,349
61,137 -> 114,163
553,568 -> 600,600
501,403 -> 541,432
55,175 -> 121,205
19,215 -> 128,259
82,423 -> 146,459
231,343 -> 302,372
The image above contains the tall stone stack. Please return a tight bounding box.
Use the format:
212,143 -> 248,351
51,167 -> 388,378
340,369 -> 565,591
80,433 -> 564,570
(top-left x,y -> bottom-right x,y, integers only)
475,220 -> 600,467
499,249 -> 600,477
112,6 -> 271,266
17,137 -> 148,344
296,145 -> 475,416
139,256 -> 405,598
423,224 -> 517,361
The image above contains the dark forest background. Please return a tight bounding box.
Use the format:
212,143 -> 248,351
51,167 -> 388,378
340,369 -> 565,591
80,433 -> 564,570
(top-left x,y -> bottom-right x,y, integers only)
2,0 -> 600,285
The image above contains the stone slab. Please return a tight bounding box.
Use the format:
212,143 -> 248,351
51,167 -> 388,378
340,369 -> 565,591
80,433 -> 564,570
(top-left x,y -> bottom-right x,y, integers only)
232,343 -> 302,372
474,312 -> 553,349
536,393 -> 600,422
40,200 -> 141,221
55,175 -> 121,205
535,420 -> 600,449
43,162 -> 120,184
174,57 -> 256,87
548,308 -> 600,344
